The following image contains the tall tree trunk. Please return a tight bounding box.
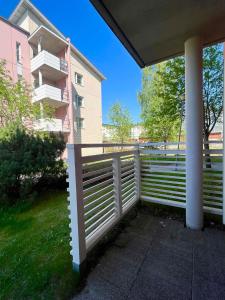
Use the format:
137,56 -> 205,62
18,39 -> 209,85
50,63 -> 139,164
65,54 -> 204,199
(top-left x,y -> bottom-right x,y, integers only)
204,133 -> 211,169
176,118 -> 183,169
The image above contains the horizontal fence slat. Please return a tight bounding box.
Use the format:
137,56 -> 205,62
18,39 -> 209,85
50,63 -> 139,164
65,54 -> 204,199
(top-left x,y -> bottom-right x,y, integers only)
141,160 -> 186,165
141,168 -> 185,175
83,171 -> 113,187
85,202 -> 115,228
83,166 -> 113,179
121,180 -> 136,192
121,168 -> 135,178
84,189 -> 114,206
83,178 -> 113,195
141,190 -> 186,201
121,176 -> 135,188
121,173 -> 135,183
141,186 -> 186,196
85,208 -> 116,237
85,196 -> 114,218
203,200 -> 222,207
141,195 -> 186,208
141,173 -> 186,180
141,178 -> 186,186
141,150 -> 185,155
122,192 -> 136,205
82,150 -> 138,163
141,181 -> 186,191
122,185 -> 136,199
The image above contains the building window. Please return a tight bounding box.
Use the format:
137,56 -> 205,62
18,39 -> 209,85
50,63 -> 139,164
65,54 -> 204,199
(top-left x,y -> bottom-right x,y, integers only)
75,72 -> 83,85
76,117 -> 84,129
76,95 -> 84,107
16,42 -> 21,63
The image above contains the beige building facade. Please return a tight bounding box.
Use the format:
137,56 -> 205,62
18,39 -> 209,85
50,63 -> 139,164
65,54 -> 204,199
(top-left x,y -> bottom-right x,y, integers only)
5,0 -> 105,155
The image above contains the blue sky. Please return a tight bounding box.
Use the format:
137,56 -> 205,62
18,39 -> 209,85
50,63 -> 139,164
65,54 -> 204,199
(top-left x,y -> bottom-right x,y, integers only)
0,0 -> 142,124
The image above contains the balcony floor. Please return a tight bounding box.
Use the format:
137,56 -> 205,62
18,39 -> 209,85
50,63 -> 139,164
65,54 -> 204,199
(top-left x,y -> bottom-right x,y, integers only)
74,206 -> 225,300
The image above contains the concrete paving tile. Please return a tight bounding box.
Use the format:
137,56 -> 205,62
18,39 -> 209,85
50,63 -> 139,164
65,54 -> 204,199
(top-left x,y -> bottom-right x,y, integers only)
142,243 -> 193,290
193,245 -> 225,285
129,270 -> 191,300
192,275 -> 225,300
74,212 -> 225,300
74,276 -> 127,300
88,251 -> 138,291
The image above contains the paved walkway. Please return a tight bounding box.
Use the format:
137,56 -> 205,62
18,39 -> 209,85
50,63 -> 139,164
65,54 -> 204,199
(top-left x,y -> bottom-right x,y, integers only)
74,208 -> 225,299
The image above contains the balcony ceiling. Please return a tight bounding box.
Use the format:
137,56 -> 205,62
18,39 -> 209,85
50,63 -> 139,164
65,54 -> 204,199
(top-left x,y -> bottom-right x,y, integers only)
32,65 -> 67,81
29,26 -> 68,54
90,0 -> 225,67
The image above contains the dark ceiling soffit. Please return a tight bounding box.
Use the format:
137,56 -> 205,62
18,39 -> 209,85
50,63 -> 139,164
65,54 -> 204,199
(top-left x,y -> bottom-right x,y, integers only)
90,0 -> 145,68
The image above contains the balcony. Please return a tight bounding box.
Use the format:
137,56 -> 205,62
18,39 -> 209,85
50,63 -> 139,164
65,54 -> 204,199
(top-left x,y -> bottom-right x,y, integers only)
66,141 -> 223,273
33,118 -> 70,133
31,50 -> 68,81
33,84 -> 69,107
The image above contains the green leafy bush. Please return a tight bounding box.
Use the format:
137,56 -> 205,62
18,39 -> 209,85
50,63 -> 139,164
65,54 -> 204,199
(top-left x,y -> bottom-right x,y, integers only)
0,124 -> 66,203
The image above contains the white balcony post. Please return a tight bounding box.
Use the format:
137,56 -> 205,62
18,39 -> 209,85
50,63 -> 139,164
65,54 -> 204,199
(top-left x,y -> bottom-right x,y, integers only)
38,36 -> 42,53
38,70 -> 43,87
185,36 -> 203,230
223,48 -> 225,225
134,149 -> 140,201
113,156 -> 122,218
67,144 -> 86,273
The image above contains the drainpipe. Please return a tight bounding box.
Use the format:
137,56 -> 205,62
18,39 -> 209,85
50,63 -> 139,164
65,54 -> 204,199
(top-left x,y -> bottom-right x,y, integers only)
185,36 -> 203,230
66,38 -> 75,143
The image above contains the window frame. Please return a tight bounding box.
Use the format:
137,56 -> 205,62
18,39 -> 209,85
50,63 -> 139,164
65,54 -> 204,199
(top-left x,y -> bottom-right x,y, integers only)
76,117 -> 84,129
75,72 -> 83,86
76,95 -> 84,108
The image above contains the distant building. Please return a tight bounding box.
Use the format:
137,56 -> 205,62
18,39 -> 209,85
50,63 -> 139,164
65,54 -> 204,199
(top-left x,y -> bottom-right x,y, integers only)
102,123 -> 146,143
209,117 -> 223,140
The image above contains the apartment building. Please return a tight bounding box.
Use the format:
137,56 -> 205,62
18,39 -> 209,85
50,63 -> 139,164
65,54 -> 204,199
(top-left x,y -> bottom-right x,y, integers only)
0,0 -> 105,155
102,123 -> 146,143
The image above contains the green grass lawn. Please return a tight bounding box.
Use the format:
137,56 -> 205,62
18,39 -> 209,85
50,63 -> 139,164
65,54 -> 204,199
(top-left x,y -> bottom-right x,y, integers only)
0,191 -> 79,300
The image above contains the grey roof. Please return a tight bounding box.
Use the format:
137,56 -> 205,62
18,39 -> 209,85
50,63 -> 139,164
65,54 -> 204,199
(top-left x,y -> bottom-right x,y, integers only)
9,0 -> 106,80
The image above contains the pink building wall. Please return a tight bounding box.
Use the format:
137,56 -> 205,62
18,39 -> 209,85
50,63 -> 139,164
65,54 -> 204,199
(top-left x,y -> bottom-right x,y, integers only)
0,17 -> 31,83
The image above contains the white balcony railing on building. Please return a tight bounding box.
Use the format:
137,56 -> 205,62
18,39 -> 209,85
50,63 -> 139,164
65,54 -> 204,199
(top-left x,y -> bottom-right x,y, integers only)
33,118 -> 69,132
31,50 -> 68,74
33,84 -> 69,104
67,141 -> 224,270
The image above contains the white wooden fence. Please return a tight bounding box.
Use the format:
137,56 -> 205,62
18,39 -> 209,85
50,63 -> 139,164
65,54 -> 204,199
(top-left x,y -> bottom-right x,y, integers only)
140,141 -> 223,216
67,141 -> 223,271
67,144 -> 140,271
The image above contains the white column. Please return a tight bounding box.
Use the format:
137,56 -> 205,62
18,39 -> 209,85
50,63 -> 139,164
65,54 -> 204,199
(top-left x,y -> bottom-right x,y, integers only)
223,46 -> 225,225
38,70 -> 43,87
185,36 -> 203,230
39,70 -> 43,118
67,144 -> 86,272
37,37 -> 42,53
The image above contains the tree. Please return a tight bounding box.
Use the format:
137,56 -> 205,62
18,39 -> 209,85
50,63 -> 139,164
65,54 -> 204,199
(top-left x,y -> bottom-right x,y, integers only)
202,45 -> 223,144
0,60 -> 53,128
138,44 -> 223,146
108,102 -> 133,143
138,63 -> 182,143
